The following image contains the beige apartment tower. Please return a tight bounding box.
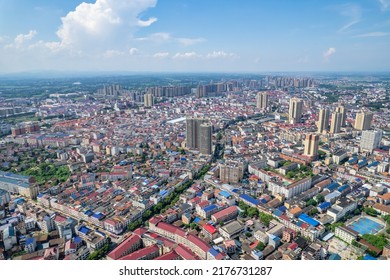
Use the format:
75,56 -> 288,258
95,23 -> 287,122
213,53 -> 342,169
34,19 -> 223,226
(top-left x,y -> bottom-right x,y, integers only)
354,111 -> 373,130
289,98 -> 303,124
330,112 -> 342,134
317,108 -> 330,133
336,105 -> 346,127
199,123 -> 212,155
256,92 -> 269,110
144,92 -> 154,107
304,134 -> 319,157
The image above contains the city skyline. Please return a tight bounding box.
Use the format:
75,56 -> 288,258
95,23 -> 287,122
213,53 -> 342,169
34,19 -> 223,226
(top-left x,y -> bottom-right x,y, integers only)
1,0 -> 390,73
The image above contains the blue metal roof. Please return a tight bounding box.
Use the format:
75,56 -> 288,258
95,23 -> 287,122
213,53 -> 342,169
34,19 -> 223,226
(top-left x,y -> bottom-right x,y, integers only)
25,237 -> 35,245
298,213 -> 320,227
318,202 -> 331,210
219,190 -> 231,198
338,185 -> 350,193
239,194 -> 260,206
363,255 -> 377,260
278,205 -> 287,212
273,209 -> 283,217
78,226 -> 91,235
73,236 -> 82,244
92,212 -> 105,220
367,161 -> 379,168
159,190 -> 167,196
208,248 -> 219,257
84,210 -> 94,216
193,217 -> 201,223
203,204 -> 218,213
348,157 -> 358,164
325,182 -> 340,191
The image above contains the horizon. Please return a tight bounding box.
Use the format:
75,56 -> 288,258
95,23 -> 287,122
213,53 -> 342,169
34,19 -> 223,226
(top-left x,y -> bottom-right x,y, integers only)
1,0 -> 390,73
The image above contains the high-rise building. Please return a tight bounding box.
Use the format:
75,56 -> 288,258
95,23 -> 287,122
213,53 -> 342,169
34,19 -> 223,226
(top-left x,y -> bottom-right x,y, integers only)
144,93 -> 154,107
336,105 -> 346,127
330,112 -> 342,134
360,130 -> 383,152
354,111 -> 373,130
199,124 -> 212,155
186,118 -> 207,150
304,134 -> 319,157
317,108 -> 330,133
288,98 -> 303,124
256,92 -> 269,110
219,161 -> 244,184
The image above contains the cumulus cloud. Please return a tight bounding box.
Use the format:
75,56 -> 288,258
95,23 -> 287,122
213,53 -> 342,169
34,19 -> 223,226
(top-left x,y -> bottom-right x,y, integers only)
54,0 -> 157,51
353,31 -> 389,38
323,47 -> 336,62
153,52 -> 169,58
5,30 -> 38,49
172,52 -> 200,59
128,47 -> 139,55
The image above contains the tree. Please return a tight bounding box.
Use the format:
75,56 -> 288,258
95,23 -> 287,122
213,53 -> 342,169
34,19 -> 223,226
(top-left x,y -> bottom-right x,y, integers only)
247,207 -> 259,218
306,199 -> 318,207
316,194 -> 325,203
309,208 -> 319,217
286,171 -> 295,179
256,241 -> 265,251
364,207 -> 378,217
362,234 -> 388,249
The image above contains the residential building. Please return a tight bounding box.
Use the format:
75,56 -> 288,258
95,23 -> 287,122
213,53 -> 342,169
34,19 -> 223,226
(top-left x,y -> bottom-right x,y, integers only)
335,226 -> 358,244
360,130 -> 383,152
256,92 -> 269,110
288,98 -> 303,124
304,134 -> 319,157
317,108 -> 330,133
354,111 -> 373,130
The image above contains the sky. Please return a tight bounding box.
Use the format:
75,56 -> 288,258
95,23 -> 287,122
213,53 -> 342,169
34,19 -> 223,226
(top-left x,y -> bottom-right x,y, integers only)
0,0 -> 390,73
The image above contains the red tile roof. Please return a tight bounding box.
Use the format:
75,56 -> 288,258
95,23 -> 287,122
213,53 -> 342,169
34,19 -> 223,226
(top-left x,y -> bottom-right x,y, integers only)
154,251 -> 180,260
174,244 -> 199,260
107,234 -> 141,260
212,206 -> 238,219
203,224 -> 217,234
118,244 -> 159,260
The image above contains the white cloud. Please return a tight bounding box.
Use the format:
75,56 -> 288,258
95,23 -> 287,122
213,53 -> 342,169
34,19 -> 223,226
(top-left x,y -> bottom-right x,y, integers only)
337,4 -> 362,33
104,49 -> 124,58
55,0 -> 157,50
137,32 -> 171,42
323,47 -> 336,62
353,31 -> 390,38
379,0 -> 390,11
5,30 -> 38,49
128,47 -> 139,55
172,52 -> 200,59
137,17 -> 158,27
153,52 -> 169,58
137,33 -> 206,46
176,37 -> 206,46
206,51 -> 236,59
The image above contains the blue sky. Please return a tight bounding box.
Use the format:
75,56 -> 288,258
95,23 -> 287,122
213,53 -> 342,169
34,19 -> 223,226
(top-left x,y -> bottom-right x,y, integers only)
0,0 -> 389,73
